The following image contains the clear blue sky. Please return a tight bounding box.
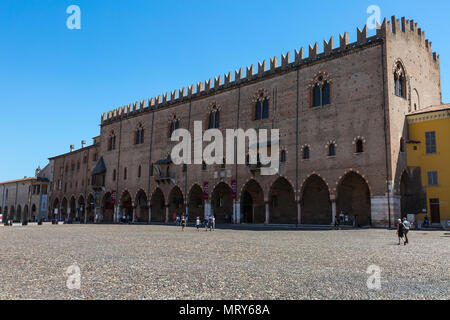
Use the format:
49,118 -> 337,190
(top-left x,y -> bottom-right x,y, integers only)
0,0 -> 448,182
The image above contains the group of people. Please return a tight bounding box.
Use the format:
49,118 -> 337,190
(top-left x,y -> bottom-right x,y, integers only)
396,217 -> 411,245
175,215 -> 216,232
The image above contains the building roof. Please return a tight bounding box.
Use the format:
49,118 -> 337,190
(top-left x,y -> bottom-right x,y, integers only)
92,157 -> 107,175
408,104 -> 450,116
0,177 -> 37,185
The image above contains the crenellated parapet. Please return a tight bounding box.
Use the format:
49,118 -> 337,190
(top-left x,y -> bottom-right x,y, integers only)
101,16 -> 440,125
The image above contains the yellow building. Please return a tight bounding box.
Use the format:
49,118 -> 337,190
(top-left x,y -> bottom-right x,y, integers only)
406,104 -> 450,229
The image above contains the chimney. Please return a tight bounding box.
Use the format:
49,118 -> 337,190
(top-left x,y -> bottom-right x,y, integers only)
70,145 -> 75,152
81,140 -> 86,149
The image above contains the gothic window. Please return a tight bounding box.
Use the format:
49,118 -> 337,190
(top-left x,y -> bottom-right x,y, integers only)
138,165 -> 142,178
328,143 -> 336,157
280,150 -> 287,163
302,146 -> 310,160
311,73 -> 332,107
208,107 -> 220,129
169,116 -> 180,137
135,124 -> 144,145
394,62 -> 406,98
113,169 -> 116,182
254,91 -> 269,120
123,167 -> 127,180
356,139 -> 364,153
108,132 -> 116,151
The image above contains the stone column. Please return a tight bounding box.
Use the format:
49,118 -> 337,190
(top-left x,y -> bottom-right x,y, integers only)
331,196 -> 337,226
148,201 -> 152,224
84,206 -> 88,224
204,201 -> 211,219
132,205 -> 137,223
234,201 -> 240,224
297,201 -> 302,225
165,205 -> 169,223
265,201 -> 270,225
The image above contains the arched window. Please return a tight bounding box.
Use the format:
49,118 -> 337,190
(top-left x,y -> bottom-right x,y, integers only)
280,150 -> 287,163
311,74 -> 332,107
208,107 -> 220,129
123,167 -> 127,180
108,132 -> 116,151
328,143 -> 336,157
302,146 -> 310,160
138,165 -> 142,178
112,169 -> 116,181
356,139 -> 364,153
135,124 -> 144,145
169,116 -> 180,137
254,93 -> 269,120
394,62 -> 406,98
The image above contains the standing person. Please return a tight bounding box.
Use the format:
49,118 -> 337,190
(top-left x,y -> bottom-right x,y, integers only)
334,214 -> 340,230
196,216 -> 201,231
402,217 -> 410,244
209,216 -> 214,232
204,217 -> 209,231
181,216 -> 186,231
397,219 -> 406,245
212,216 -> 216,231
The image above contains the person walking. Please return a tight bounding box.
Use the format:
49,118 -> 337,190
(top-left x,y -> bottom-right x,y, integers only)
397,219 -> 406,245
181,216 -> 186,231
196,216 -> 201,231
204,217 -> 209,232
208,215 -> 214,232
402,217 -> 410,244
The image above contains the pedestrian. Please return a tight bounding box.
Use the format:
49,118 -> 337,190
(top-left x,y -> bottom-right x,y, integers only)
196,216 -> 201,231
397,219 -> 406,245
212,216 -> 216,231
176,215 -> 180,226
423,216 -> 429,228
334,214 -> 340,229
209,216 -> 214,232
402,217 -> 410,244
204,218 -> 209,231
181,216 -> 186,231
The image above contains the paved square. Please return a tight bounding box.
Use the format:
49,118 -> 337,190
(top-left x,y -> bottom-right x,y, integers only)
0,224 -> 448,300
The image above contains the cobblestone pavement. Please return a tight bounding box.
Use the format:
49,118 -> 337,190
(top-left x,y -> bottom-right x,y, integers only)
0,224 -> 448,300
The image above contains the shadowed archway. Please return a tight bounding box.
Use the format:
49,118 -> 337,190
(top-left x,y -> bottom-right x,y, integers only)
150,188 -> 165,222
168,187 -> 184,222
240,180 -> 265,224
301,175 -> 332,225
269,177 -> 297,224
135,190 -> 149,223
212,182 -> 233,223
336,172 -> 371,227
102,192 -> 114,222
188,185 -> 204,222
